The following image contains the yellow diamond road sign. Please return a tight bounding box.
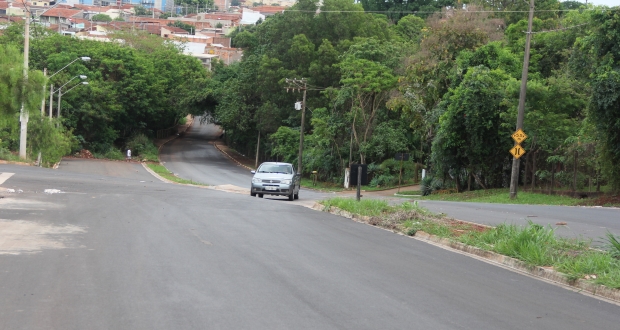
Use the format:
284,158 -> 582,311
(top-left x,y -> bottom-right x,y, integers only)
512,129 -> 528,144
510,144 -> 526,159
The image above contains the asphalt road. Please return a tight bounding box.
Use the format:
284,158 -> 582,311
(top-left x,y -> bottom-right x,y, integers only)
160,119 -> 332,201
416,200 -> 620,242
1,164 -> 619,329
162,120 -> 620,242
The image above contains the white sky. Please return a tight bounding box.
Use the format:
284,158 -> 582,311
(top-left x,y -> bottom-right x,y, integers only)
578,0 -> 619,6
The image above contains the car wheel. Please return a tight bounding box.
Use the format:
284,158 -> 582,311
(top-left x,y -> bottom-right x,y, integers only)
288,191 -> 294,201
258,194 -> 263,198
294,191 -> 299,200
251,192 -> 256,197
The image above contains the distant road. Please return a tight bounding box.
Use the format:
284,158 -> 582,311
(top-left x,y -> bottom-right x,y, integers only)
159,119 -> 331,201
414,200 -> 620,242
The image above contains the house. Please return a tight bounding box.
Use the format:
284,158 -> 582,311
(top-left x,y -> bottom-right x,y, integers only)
161,25 -> 189,36
39,7 -> 84,29
30,0 -> 55,6
0,1 -> 27,17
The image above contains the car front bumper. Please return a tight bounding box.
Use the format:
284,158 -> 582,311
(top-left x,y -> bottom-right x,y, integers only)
251,183 -> 293,195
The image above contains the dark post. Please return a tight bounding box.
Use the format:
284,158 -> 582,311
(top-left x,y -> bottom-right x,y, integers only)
398,158 -> 403,193
509,0 -> 535,199
356,164 -> 362,201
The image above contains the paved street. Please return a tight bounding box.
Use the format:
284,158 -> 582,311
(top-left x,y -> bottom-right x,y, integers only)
0,121 -> 619,329
2,164 -> 620,329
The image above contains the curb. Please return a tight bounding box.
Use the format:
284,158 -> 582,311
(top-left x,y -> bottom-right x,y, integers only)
0,160 -> 32,166
211,142 -> 254,171
313,202 -> 620,305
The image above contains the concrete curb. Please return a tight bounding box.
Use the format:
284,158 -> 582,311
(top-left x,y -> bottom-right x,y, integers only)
211,142 -> 254,171
0,160 -> 31,166
313,202 -> 620,305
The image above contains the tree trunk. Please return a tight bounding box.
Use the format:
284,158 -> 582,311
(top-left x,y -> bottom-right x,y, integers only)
596,168 -> 601,192
573,150 -> 578,191
468,171 -> 472,191
524,152 -> 530,187
531,150 -> 537,191
550,163 -> 555,193
472,172 -> 487,190
255,131 -> 260,168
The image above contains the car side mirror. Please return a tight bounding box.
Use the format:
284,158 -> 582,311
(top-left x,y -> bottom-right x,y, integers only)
251,170 -> 256,174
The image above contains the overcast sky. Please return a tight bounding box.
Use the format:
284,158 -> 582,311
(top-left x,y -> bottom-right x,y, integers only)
578,0 -> 618,6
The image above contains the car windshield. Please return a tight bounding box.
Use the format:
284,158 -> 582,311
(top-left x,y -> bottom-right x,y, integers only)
258,165 -> 292,174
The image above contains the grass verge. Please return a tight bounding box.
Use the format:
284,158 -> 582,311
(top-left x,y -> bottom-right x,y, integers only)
402,188 -> 582,206
146,163 -> 207,186
301,178 -> 419,193
320,197 -> 620,289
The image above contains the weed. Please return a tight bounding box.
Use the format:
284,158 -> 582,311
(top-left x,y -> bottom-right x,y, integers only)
604,231 -> 620,258
147,163 -> 207,186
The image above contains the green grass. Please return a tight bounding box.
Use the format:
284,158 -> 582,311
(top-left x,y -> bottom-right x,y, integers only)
322,197 -> 620,289
320,197 -> 425,217
0,148 -> 28,162
396,190 -> 422,196
404,188 -> 582,206
147,163 -> 207,186
301,178 -> 418,193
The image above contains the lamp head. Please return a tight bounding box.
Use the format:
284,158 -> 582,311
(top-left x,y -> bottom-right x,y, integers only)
82,82 -> 89,85
81,57 -> 91,62
79,75 -> 87,79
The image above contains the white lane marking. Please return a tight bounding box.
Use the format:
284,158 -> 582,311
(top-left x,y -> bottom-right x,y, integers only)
0,173 -> 15,185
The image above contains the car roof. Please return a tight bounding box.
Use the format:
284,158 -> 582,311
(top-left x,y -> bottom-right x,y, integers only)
259,162 -> 292,166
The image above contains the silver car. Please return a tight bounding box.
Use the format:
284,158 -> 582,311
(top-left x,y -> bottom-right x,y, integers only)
250,162 -> 300,200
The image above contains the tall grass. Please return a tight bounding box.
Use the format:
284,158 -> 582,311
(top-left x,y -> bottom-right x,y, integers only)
323,198 -> 620,289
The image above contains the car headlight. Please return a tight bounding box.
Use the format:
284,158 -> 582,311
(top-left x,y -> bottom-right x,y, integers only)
281,179 -> 292,185
252,178 -> 262,183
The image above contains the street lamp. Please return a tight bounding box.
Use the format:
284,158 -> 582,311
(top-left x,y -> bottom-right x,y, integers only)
42,57 -> 91,117
54,76 -> 87,119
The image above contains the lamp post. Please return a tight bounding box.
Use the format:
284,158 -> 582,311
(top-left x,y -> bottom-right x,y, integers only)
42,57 -> 91,117
56,77 -> 88,119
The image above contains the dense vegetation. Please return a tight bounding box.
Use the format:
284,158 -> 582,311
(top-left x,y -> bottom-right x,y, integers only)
206,0 -> 619,192
0,24 -> 210,165
1,0 -> 618,193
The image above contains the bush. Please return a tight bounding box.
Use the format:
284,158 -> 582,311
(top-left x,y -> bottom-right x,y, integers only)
102,148 -> 125,160
125,133 -> 159,161
28,117 -> 75,166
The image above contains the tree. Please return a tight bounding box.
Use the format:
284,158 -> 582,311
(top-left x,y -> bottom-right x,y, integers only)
0,44 -> 46,117
133,5 -> 150,16
587,10 -> 620,191
431,66 -> 514,190
336,39 -> 399,164
168,21 -> 195,34
91,14 -> 112,22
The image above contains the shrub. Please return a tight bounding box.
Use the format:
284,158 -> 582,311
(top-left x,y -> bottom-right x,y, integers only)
125,133 -> 159,161
27,117 -> 75,166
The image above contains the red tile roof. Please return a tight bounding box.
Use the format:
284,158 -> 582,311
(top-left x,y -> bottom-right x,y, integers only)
250,6 -> 286,13
41,8 -> 83,18
163,26 -> 189,34
72,4 -> 109,12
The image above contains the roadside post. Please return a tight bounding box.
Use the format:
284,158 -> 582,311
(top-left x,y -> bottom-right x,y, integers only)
395,153 -> 410,193
357,164 -> 362,201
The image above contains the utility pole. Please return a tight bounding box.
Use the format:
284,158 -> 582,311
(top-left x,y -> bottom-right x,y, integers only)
40,68 -> 46,115
509,0 -> 535,199
19,8 -> 30,159
285,78 -> 307,175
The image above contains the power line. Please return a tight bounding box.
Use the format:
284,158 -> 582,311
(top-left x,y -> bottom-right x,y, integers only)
281,7 -> 620,14
527,22 -> 589,34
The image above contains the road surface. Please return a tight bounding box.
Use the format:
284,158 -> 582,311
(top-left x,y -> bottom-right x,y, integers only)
1,164 -> 619,329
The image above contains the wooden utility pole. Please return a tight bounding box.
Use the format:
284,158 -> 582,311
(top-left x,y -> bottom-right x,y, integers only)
19,8 -> 30,159
509,0 -> 535,199
284,78 -> 307,176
